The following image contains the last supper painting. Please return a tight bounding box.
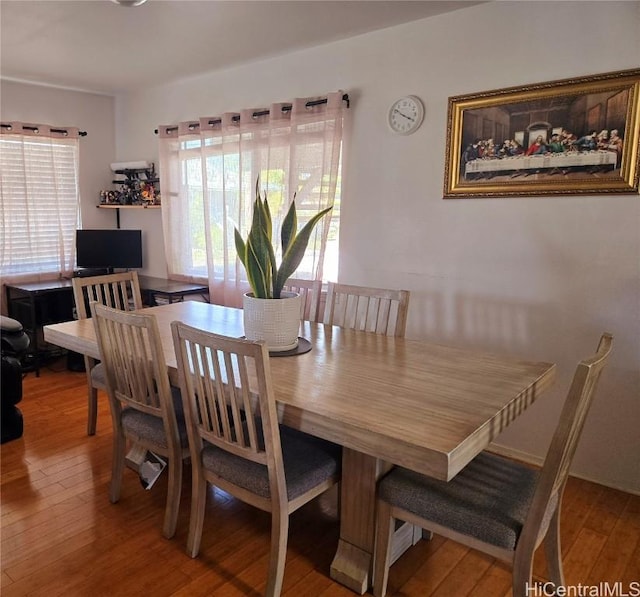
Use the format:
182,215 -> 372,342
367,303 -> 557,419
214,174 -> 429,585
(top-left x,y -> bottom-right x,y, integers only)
443,69 -> 639,198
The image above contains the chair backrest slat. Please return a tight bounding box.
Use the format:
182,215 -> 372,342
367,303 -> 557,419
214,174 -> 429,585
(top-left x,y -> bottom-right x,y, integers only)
73,271 -> 143,320
172,322 -> 281,469
547,334 -> 612,495
91,302 -> 177,424
282,278 -> 322,322
323,282 -> 410,337
522,333 -> 613,550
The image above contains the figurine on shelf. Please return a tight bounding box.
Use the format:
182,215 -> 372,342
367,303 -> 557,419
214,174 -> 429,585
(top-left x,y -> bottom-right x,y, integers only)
99,161 -> 161,208
140,181 -> 155,205
99,190 -> 120,205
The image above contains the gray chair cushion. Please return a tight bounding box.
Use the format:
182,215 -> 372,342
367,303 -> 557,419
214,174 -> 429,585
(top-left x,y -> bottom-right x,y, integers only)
378,452 -> 540,550
201,424 -> 341,500
90,363 -> 106,389
120,386 -> 188,449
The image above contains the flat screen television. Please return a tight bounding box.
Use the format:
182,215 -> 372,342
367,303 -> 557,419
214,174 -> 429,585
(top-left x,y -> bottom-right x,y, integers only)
76,229 -> 143,271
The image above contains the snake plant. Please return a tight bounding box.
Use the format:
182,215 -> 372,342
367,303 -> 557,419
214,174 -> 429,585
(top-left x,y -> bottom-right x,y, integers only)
234,180 -> 332,299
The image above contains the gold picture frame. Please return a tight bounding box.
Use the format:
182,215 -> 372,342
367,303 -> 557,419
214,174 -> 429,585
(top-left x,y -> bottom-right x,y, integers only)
443,68 -> 640,198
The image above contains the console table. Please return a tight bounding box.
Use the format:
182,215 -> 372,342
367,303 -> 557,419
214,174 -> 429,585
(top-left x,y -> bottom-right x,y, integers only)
137,276 -> 209,305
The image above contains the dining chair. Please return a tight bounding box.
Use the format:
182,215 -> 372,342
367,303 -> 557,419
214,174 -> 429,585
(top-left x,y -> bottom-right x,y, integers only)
282,277 -> 322,322
372,333 -> 613,597
171,321 -> 342,597
72,271 -> 143,435
91,302 -> 189,539
323,282 -> 410,337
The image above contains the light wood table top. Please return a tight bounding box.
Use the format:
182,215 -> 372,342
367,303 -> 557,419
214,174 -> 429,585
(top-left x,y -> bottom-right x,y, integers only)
44,301 -> 556,592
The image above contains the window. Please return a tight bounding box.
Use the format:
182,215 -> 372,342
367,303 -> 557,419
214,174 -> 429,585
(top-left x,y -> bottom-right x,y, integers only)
0,124 -> 81,278
158,92 -> 347,306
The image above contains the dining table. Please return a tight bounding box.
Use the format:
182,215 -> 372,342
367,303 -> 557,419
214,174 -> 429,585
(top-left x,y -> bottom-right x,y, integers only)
43,300 -> 556,594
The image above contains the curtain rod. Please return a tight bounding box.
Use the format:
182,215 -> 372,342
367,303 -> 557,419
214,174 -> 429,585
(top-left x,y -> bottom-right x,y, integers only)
154,93 -> 350,135
0,123 -> 87,136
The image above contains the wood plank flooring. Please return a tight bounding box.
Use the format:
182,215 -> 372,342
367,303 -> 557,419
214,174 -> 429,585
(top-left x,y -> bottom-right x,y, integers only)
2,360 -> 638,596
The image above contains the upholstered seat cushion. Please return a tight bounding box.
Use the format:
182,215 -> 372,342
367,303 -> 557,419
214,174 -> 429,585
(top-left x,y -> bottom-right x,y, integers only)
378,452 -> 541,550
201,424 -> 341,500
90,363 -> 106,389
120,387 -> 189,448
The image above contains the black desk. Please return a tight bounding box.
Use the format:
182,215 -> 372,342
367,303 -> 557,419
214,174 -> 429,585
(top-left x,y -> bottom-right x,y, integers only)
5,276 -> 209,375
137,276 -> 209,305
5,280 -> 75,376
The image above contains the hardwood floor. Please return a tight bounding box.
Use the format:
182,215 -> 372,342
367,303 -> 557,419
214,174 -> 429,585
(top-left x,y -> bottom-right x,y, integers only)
2,360 -> 638,596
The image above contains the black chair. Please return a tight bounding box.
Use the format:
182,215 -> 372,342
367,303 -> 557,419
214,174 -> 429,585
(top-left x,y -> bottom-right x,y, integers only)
1,315 -> 30,443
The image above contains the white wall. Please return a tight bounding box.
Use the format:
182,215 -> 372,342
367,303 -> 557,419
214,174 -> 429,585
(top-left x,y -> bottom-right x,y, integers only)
0,81 -> 116,230
4,1 -> 639,492
114,0 -> 640,492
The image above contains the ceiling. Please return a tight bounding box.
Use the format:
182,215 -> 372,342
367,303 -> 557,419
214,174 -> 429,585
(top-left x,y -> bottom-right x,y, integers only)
0,0 -> 485,95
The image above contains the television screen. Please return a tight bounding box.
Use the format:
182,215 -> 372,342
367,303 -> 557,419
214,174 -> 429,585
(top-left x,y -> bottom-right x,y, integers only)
76,229 -> 143,270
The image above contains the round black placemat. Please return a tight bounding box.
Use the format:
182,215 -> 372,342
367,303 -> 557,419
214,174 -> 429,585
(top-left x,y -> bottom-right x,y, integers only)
269,337 -> 312,357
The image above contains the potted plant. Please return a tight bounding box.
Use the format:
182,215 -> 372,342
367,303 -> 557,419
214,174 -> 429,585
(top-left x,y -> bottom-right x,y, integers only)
234,180 -> 332,352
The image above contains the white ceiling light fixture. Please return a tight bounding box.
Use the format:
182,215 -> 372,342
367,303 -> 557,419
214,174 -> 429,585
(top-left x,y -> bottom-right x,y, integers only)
110,0 -> 148,6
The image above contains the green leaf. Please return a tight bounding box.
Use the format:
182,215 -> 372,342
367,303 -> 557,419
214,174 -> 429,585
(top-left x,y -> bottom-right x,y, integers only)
248,221 -> 276,298
274,205 -> 333,297
251,197 -> 263,238
236,177 -> 332,299
280,195 -> 297,255
260,193 -> 273,244
246,235 -> 270,298
256,191 -> 276,292
234,228 -> 247,268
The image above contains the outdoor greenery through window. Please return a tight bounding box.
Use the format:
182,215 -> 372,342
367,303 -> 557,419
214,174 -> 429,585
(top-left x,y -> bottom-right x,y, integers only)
179,155 -> 341,281
0,125 -> 81,280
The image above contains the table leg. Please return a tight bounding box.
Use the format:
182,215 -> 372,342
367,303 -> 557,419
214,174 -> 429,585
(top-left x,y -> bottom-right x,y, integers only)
330,448 -> 390,594
330,448 -> 427,594
29,294 -> 40,377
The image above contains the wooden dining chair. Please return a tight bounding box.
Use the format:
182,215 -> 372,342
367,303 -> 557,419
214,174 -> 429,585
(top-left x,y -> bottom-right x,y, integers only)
72,271 -> 143,435
282,277 -> 322,322
91,302 -> 189,539
323,282 -> 410,337
372,333 -> 613,597
171,321 -> 342,597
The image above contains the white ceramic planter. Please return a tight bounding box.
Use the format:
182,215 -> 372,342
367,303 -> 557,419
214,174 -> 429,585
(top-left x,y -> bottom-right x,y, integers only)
242,291 -> 301,352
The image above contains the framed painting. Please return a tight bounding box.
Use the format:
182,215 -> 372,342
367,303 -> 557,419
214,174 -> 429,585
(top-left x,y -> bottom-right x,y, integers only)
443,68 -> 640,198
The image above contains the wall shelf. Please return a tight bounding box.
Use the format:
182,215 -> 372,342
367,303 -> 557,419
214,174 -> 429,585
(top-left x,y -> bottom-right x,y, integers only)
97,205 -> 161,209
97,204 -> 160,227
98,163 -> 161,227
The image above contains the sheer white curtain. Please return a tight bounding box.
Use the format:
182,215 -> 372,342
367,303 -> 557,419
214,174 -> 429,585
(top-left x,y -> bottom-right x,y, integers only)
0,123 -> 81,288
158,91 -> 346,307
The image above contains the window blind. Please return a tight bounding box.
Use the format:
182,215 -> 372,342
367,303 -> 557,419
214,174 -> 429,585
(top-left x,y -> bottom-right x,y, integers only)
0,133 -> 80,277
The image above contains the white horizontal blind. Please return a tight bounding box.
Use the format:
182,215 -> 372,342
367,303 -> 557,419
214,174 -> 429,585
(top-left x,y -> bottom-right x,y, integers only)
0,130 -> 80,277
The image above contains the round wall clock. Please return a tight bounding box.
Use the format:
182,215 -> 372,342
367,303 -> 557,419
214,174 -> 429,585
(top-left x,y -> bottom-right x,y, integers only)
388,95 -> 424,135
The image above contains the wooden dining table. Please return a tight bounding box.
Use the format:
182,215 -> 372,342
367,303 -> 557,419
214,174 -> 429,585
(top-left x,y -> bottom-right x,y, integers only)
43,300 -> 556,594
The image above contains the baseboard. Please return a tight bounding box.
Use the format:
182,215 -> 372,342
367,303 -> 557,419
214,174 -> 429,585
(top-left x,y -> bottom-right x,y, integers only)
488,443 -> 640,497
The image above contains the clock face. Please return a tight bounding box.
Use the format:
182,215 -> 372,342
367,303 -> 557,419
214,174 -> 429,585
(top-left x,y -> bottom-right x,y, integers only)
388,96 -> 424,135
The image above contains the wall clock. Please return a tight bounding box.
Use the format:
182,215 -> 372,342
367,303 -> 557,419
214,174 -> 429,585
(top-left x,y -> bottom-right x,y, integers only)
388,95 -> 424,135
